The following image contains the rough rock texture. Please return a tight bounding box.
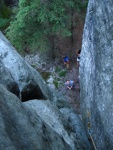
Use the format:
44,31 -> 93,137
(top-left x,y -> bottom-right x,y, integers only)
80,0 -> 113,149
0,61 -> 19,97
23,100 -> 91,150
0,31 -> 50,101
0,84 -> 91,150
0,32 -> 92,149
49,89 -> 70,109
60,108 -> 91,149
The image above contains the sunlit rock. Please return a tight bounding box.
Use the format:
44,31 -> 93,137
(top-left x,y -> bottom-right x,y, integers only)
0,31 -> 50,101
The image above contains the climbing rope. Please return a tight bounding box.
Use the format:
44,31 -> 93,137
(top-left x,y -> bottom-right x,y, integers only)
89,133 -> 98,150
87,111 -> 98,150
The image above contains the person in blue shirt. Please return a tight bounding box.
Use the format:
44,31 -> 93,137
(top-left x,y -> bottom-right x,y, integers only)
63,56 -> 69,64
65,80 -> 76,90
62,56 -> 72,72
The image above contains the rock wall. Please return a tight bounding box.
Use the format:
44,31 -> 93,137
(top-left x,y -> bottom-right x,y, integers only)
0,61 -> 19,96
0,84 -> 91,150
0,31 -> 50,101
0,31 -> 91,149
80,0 -> 113,149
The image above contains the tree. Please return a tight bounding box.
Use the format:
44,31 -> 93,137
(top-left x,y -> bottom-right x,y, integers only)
6,0 -> 88,58
0,0 -> 11,30
70,0 -> 88,57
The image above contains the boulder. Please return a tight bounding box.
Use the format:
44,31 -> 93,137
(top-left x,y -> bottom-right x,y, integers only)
60,108 -> 91,150
0,61 -> 19,97
0,31 -> 50,101
0,84 -> 91,150
49,89 -> 70,109
80,0 -> 113,149
23,100 -> 91,150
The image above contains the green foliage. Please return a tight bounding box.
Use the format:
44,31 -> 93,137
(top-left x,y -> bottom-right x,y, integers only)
55,66 -> 61,72
6,0 -> 75,52
55,67 -> 67,77
53,80 -> 59,89
6,0 -> 88,53
41,72 -> 51,81
59,70 -> 67,77
74,0 -> 88,13
53,77 -> 61,89
0,0 -> 12,29
0,1 -> 11,18
0,18 -> 10,28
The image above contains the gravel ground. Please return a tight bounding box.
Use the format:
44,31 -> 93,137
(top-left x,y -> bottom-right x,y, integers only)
25,54 -> 81,114
57,65 -> 81,114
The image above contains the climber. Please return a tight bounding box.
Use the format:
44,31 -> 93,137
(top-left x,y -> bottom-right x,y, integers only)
65,80 -> 77,90
76,49 -> 81,67
62,55 -> 72,72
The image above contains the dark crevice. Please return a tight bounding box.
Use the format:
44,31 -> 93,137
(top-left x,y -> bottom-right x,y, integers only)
21,84 -> 47,102
7,83 -> 20,98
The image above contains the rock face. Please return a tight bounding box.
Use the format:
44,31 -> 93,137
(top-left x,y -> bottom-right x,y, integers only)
0,31 -> 50,101
0,32 -> 91,149
80,0 -> 113,149
0,61 -> 19,97
0,84 -> 91,150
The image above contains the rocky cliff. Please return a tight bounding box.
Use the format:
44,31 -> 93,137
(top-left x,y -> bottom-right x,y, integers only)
0,31 -> 91,150
80,0 -> 113,149
0,31 -> 51,101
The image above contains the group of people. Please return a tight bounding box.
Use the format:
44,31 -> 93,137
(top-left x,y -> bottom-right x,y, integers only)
62,49 -> 81,70
63,49 -> 81,91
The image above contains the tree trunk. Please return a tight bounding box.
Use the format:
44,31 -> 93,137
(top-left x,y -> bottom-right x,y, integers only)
49,35 -> 55,59
69,8 -> 75,61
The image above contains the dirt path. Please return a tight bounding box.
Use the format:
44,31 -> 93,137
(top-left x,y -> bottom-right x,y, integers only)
58,64 -> 81,114
25,53 -> 81,114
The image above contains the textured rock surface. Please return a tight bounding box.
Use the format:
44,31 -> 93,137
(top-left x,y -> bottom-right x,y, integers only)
0,84 -> 91,150
0,61 -> 19,96
0,31 -> 50,101
60,108 -> 91,149
80,0 -> 113,149
0,32 -> 91,149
